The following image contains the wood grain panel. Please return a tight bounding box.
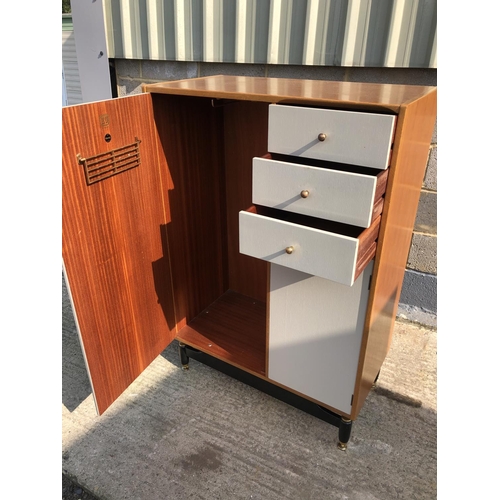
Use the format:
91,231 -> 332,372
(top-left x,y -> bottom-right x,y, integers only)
144,76 -> 435,113
351,89 -> 437,419
369,169 -> 389,223
371,197 -> 384,222
176,291 -> 266,376
62,93 -> 176,414
150,94 -> 228,327
223,101 -> 269,302
354,215 -> 381,282
357,216 -> 381,258
374,169 -> 389,203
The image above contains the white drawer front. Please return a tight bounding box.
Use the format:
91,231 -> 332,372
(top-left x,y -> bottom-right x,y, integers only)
253,157 -> 379,228
239,210 -> 359,286
268,104 -> 396,170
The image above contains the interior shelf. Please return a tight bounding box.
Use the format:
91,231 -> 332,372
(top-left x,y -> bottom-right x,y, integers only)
176,290 -> 267,376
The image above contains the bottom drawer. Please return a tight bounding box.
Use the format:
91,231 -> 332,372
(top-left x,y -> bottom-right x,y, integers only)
239,206 -> 380,286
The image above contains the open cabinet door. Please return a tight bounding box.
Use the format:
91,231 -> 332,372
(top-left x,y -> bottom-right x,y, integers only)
62,93 -> 176,414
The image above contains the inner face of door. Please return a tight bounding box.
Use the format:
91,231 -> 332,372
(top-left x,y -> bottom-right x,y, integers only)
63,92 -> 271,414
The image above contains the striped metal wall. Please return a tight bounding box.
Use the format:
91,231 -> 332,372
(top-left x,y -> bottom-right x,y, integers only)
103,0 -> 436,68
62,15 -> 84,105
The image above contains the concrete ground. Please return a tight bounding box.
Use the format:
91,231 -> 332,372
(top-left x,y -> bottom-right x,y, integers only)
62,279 -> 437,500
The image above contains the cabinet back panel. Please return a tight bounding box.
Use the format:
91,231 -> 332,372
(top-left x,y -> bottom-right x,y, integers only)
223,101 -> 269,302
152,94 -> 228,326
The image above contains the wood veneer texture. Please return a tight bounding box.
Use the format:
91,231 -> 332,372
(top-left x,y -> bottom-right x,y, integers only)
351,89 -> 437,419
223,101 -> 269,302
354,216 -> 381,281
151,94 -> 228,328
62,93 -> 176,414
143,76 -> 435,113
176,290 -> 266,376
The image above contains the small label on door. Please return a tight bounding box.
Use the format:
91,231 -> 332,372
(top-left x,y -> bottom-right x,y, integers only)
99,114 -> 110,128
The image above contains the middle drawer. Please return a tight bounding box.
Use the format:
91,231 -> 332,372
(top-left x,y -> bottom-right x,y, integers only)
253,155 -> 388,228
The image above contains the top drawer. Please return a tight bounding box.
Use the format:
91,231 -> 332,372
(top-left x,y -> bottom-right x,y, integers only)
268,104 -> 396,170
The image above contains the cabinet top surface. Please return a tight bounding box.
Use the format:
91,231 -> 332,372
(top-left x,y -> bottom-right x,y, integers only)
143,75 -> 436,112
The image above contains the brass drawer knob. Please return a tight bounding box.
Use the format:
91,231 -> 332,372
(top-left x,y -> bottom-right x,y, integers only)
318,133 -> 327,142
300,190 -> 309,198
285,246 -> 294,255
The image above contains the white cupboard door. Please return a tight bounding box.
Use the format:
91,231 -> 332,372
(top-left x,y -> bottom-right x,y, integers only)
268,261 -> 374,414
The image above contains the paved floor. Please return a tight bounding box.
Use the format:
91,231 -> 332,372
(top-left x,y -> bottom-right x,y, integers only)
62,278 -> 436,500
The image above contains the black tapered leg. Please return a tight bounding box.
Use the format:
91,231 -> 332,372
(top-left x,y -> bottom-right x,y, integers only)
337,418 -> 352,451
179,342 -> 189,370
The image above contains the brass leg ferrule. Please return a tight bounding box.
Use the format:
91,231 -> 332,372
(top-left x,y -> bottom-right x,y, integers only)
337,441 -> 347,451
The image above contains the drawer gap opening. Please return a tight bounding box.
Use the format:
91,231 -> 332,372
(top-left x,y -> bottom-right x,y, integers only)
272,101 -> 398,116
267,152 -> 388,177
247,204 -> 374,239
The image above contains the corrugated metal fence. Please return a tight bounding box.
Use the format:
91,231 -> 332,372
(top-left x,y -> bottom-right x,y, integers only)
62,14 -> 83,105
103,0 -> 436,68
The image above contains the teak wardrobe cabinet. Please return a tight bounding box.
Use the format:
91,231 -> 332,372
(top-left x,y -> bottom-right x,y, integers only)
62,76 -> 436,449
